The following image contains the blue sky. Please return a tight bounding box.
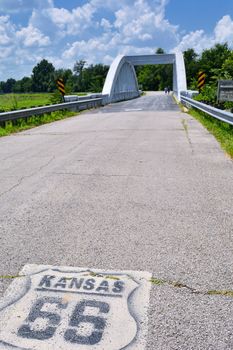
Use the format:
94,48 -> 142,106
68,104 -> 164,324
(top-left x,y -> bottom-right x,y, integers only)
0,0 -> 232,80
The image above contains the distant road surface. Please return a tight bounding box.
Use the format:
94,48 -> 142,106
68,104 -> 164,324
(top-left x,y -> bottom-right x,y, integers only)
1,92 -> 233,349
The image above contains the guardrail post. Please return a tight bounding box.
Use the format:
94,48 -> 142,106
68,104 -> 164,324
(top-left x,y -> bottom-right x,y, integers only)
0,120 -> 6,128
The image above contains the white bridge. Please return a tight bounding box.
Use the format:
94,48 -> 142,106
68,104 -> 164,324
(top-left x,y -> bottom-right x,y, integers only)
102,52 -> 187,103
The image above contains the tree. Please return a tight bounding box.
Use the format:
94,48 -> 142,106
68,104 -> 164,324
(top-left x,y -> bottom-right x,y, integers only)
54,68 -> 73,93
31,59 -> 55,92
73,60 -> 86,76
137,65 -> 159,90
82,64 -> 109,92
54,68 -> 73,83
198,43 -> 231,84
0,81 -> 4,93
183,48 -> 199,88
1,78 -> 16,93
136,48 -> 172,91
156,48 -> 165,54
221,52 -> 233,79
73,60 -> 86,91
20,77 -> 32,92
13,77 -> 32,93
73,62 -> 109,92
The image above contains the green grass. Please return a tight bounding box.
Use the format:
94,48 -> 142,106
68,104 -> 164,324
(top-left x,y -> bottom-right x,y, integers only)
0,110 -> 77,137
0,93 -> 52,111
0,92 -> 88,111
0,275 -> 25,279
189,108 -> 233,158
76,93 -> 88,96
207,290 -> 233,297
150,278 -> 166,286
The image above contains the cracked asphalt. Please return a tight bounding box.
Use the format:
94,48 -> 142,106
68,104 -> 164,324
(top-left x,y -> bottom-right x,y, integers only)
1,91 -> 233,349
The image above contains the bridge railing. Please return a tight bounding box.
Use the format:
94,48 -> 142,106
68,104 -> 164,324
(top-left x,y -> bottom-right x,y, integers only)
180,93 -> 233,126
0,97 -> 105,124
110,91 -> 140,103
64,93 -> 109,104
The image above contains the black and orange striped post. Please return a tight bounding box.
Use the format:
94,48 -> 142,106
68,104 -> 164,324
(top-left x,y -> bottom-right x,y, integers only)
197,71 -> 206,91
56,78 -> 65,96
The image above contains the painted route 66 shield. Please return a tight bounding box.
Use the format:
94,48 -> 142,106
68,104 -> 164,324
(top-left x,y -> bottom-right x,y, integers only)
0,265 -> 151,350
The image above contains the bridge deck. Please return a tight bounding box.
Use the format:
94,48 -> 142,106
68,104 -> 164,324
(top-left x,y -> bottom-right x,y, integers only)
0,92 -> 233,349
91,91 -> 179,113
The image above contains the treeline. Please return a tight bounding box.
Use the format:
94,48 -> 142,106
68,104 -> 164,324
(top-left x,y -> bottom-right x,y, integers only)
1,43 -> 233,100
136,48 -> 173,90
184,43 -> 233,87
184,43 -> 233,108
135,44 -> 233,95
0,59 -> 109,94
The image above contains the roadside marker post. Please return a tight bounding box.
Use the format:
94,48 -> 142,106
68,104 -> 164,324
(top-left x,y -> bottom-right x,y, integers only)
0,264 -> 151,350
197,71 -> 206,91
56,78 -> 66,101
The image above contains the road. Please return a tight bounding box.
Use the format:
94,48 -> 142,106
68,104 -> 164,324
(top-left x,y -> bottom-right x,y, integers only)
0,91 -> 233,349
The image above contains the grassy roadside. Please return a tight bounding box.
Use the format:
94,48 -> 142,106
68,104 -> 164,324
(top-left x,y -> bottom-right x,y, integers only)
0,93 -> 51,111
188,108 -> 233,158
0,110 -> 78,137
0,92 -> 88,111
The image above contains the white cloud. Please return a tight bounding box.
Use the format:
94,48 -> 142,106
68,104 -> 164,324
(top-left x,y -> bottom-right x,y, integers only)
61,0 -> 178,67
100,18 -> 112,30
63,36 -> 110,61
103,54 -> 115,64
173,15 -> 233,53
1,0 -> 233,80
44,2 -> 96,35
0,0 -> 53,13
173,30 -> 213,53
0,46 -> 14,59
120,45 -> 155,56
139,33 -> 153,41
0,14 -> 53,79
0,16 -> 15,45
16,24 -> 51,47
62,31 -> 155,68
113,0 -> 178,47
214,15 -> 233,44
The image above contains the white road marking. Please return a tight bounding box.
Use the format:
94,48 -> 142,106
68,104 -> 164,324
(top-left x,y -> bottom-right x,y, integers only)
0,264 -> 152,350
124,108 -> 143,111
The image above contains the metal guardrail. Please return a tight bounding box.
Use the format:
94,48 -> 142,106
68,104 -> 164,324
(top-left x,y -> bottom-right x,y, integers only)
180,95 -> 233,126
0,97 -> 103,123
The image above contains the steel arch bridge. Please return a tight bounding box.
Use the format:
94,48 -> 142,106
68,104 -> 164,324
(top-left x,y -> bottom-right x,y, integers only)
102,52 -> 187,103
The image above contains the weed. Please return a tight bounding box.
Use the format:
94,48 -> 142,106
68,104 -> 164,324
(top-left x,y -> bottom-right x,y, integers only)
207,290 -> 233,297
11,94 -> 19,110
0,275 -> 25,279
181,118 -> 188,132
150,278 -> 166,286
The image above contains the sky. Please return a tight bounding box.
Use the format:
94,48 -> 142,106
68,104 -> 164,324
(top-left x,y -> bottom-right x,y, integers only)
0,0 -> 233,80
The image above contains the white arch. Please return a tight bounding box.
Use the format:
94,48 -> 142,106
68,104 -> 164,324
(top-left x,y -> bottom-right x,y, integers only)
102,55 -> 140,103
102,52 -> 187,102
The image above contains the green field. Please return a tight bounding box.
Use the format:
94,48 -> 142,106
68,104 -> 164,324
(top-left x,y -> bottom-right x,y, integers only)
0,92 -> 87,112
0,91 -> 90,137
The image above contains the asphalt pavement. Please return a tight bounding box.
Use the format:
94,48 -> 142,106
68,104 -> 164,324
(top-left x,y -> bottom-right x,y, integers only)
90,91 -> 179,113
0,91 -> 233,349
